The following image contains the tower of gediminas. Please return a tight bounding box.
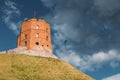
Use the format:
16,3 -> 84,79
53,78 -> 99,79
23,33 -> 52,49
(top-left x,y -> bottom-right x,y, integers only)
0,17 -> 57,58
0,12 -> 57,58
17,18 -> 52,52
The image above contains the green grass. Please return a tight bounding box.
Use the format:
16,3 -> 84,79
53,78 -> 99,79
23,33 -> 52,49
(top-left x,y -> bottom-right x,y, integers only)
0,54 -> 94,80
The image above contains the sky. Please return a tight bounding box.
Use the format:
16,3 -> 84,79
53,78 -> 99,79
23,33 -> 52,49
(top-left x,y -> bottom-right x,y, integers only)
0,0 -> 120,80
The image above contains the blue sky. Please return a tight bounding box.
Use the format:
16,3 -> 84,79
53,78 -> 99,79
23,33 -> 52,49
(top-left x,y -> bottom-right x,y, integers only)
0,0 -> 120,80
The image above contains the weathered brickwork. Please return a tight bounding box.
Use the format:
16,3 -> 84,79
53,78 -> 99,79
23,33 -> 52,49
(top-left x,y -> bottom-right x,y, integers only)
17,18 -> 52,51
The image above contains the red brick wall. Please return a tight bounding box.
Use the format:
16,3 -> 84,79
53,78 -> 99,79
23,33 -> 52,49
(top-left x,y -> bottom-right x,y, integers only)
17,18 -> 52,51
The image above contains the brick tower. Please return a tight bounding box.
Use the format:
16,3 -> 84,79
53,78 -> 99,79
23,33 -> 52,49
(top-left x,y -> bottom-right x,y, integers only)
17,18 -> 52,52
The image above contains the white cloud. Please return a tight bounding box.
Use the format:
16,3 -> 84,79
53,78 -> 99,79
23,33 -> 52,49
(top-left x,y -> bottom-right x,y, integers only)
91,50 -> 120,63
2,0 -> 21,35
58,49 -> 120,71
59,50 -> 81,67
82,50 -> 120,71
110,62 -> 119,68
102,73 -> 120,80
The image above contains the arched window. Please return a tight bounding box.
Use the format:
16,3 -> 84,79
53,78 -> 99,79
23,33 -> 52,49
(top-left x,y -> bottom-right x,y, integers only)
25,34 -> 27,39
36,33 -> 39,38
36,25 -> 39,29
46,36 -> 48,41
46,28 -> 48,32
36,42 -> 39,45
25,41 -> 27,46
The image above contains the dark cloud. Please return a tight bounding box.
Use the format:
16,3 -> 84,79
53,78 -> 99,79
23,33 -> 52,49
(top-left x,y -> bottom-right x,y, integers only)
41,0 -> 120,54
40,0 -> 120,71
94,0 -> 120,16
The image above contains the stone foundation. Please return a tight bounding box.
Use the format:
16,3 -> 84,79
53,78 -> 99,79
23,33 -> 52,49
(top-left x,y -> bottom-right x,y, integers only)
0,46 -> 58,59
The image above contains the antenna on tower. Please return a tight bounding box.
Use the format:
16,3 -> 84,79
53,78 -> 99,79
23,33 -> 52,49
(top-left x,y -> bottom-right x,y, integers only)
34,11 -> 37,18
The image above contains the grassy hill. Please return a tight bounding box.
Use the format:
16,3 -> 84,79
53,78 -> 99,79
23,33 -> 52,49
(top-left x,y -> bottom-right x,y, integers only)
0,54 -> 94,80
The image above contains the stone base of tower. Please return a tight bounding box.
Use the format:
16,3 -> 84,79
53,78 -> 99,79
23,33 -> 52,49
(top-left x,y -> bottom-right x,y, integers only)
0,46 -> 58,59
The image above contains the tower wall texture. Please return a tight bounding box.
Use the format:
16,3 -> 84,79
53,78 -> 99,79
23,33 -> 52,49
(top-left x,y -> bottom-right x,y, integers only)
17,18 -> 52,52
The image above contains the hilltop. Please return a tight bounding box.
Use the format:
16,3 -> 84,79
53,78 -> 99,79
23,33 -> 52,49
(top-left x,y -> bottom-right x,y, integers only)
0,54 -> 94,80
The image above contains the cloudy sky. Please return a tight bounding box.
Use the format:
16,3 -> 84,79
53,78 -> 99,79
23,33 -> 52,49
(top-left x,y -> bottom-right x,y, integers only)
0,0 -> 120,80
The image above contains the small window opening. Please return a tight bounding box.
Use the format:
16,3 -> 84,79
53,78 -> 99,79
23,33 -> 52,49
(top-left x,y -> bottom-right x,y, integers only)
36,26 -> 39,29
25,41 -> 27,46
46,36 -> 48,41
47,45 -> 49,47
42,45 -> 44,47
36,42 -> 39,45
46,28 -> 48,32
36,33 -> 39,38
25,34 -> 27,39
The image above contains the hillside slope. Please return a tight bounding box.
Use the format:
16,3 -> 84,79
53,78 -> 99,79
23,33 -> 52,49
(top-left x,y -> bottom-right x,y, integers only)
0,54 -> 94,80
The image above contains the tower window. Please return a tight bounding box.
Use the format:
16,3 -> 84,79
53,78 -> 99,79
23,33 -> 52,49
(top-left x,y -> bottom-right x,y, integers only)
25,41 -> 27,46
46,36 -> 48,41
36,33 -> 39,38
36,25 -> 39,29
36,42 -> 39,45
46,28 -> 48,32
25,34 -> 27,39
47,45 -> 49,47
